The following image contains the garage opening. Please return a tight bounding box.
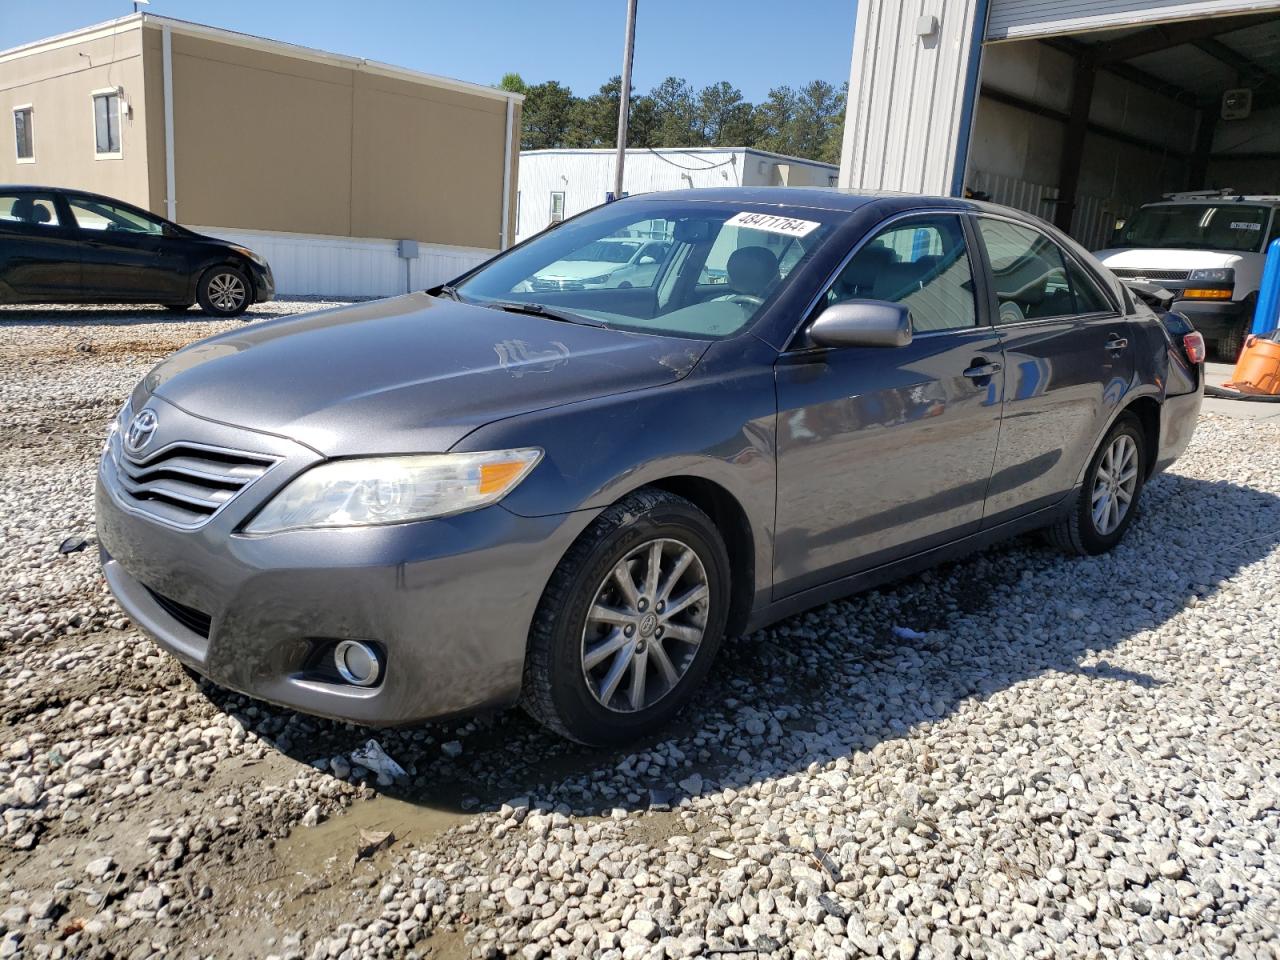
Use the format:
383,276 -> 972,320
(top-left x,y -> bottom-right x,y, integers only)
965,9 -> 1280,251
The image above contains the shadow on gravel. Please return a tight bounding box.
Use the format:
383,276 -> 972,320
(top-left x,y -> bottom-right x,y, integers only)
193,470 -> 1280,820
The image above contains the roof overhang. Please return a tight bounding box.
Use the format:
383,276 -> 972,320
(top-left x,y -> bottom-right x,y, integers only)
0,13 -> 523,105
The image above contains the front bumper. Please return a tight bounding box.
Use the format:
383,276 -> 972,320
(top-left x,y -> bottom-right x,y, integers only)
248,260 -> 275,303
1171,298 -> 1249,339
96,397 -> 594,726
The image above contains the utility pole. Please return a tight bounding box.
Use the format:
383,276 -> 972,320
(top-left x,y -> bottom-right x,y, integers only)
613,0 -> 638,203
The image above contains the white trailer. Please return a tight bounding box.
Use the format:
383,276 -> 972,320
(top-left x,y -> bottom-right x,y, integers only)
515,147 -> 838,243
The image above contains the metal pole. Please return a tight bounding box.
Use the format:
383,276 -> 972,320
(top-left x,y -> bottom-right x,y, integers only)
613,0 -> 638,202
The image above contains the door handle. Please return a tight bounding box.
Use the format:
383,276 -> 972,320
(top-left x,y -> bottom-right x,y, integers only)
1106,335 -> 1129,352
963,361 -> 1002,380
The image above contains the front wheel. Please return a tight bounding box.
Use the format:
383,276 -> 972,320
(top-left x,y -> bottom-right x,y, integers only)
521,488 -> 730,745
196,265 -> 251,317
1047,413 -> 1146,556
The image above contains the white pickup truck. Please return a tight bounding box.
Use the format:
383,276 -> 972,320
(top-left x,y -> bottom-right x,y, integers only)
1094,191 -> 1279,359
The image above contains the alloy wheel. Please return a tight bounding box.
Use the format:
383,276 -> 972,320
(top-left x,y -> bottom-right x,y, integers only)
207,272 -> 247,312
580,537 -> 709,713
1091,433 -> 1138,536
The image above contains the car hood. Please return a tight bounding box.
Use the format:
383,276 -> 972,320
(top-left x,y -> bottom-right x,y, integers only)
1094,248 -> 1248,270
139,293 -> 707,456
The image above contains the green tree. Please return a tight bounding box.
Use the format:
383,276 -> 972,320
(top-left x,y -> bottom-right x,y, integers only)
648,77 -> 703,147
696,82 -> 758,146
789,80 -> 844,161
568,77 -> 622,148
753,85 -> 799,155
498,72 -> 528,96
521,80 -> 577,150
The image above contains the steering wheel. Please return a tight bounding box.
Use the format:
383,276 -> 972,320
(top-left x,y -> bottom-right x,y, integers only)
718,293 -> 764,308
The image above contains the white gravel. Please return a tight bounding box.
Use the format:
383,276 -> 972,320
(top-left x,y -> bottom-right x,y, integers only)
1,302 -> 1278,960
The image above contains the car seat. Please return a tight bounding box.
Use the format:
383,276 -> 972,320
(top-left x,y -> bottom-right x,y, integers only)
9,196 -> 50,225
726,247 -> 780,297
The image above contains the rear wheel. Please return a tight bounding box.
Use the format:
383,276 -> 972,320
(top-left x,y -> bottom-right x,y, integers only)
196,265 -> 251,317
521,488 -> 730,745
1047,413 -> 1146,556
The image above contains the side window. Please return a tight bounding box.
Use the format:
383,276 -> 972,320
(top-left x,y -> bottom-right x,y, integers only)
823,215 -> 977,333
92,92 -> 121,157
67,197 -> 165,235
1064,257 -> 1113,314
13,106 -> 33,162
977,218 -> 1112,322
0,192 -> 60,229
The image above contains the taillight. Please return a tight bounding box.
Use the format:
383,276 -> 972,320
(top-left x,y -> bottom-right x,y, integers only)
1182,331 -> 1206,365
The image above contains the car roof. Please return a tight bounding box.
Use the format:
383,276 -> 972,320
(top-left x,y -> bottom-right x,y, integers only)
1146,196 -> 1280,206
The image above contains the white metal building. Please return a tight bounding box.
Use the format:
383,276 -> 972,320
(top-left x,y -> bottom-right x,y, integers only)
515,147 -> 839,243
840,0 -> 1280,249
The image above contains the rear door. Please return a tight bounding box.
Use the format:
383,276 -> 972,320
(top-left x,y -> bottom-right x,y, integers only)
971,215 -> 1135,524
0,191 -> 81,300
772,213 -> 1006,595
64,195 -> 189,301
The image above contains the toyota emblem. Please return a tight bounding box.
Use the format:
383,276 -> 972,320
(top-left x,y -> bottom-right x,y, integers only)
125,408 -> 159,454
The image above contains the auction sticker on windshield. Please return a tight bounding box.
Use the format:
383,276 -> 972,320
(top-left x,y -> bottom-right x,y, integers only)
725,211 -> 821,238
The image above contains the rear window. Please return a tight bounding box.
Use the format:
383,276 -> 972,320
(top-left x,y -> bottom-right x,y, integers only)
1119,203 -> 1270,253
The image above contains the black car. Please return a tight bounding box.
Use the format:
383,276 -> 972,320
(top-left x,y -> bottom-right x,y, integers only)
0,186 -> 273,317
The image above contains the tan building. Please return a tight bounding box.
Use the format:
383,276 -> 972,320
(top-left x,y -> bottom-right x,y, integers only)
0,14 -> 522,296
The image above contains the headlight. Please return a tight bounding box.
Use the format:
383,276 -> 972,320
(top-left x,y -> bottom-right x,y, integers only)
244,449 -> 542,534
582,273 -> 612,284
1187,268 -> 1234,284
229,245 -> 263,265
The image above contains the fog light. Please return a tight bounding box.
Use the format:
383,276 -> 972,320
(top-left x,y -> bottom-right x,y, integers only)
334,640 -> 381,687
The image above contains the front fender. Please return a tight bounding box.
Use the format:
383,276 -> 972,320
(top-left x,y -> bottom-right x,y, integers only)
452,336 -> 779,602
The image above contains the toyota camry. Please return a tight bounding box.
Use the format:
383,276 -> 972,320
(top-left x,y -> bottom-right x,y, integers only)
97,188 -> 1203,745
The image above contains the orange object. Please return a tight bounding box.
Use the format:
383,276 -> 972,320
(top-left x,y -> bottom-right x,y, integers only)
1182,288 -> 1233,300
1226,335 -> 1280,396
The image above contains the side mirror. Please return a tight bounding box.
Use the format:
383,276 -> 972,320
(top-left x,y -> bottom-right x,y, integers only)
807,299 -> 912,349
638,255 -> 657,265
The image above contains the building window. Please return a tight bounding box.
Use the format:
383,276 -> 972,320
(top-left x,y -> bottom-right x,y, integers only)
549,191 -> 565,224
93,91 -> 121,158
13,106 -> 33,163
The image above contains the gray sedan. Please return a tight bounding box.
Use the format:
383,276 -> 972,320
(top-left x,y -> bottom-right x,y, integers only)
96,188 -> 1204,745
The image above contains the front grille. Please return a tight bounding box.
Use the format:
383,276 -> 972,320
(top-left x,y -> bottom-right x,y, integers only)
144,586 -> 212,638
1111,268 -> 1190,282
108,438 -> 276,529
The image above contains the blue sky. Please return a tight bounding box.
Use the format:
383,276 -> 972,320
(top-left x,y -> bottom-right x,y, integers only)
0,1 -> 856,101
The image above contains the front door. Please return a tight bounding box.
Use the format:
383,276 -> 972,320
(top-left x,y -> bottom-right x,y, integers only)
971,216 -> 1137,524
773,214 -> 1005,596
0,191 -> 81,300
64,195 -> 188,301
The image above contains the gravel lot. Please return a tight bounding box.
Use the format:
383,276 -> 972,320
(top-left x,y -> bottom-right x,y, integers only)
1,301 -> 1278,960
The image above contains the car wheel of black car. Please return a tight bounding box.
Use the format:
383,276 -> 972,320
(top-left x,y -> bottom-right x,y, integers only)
1048,413 -> 1146,556
522,488 -> 730,745
196,265 -> 251,317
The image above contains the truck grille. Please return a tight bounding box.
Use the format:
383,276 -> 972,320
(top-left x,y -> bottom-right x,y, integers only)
1110,268 -> 1190,282
107,438 -> 276,529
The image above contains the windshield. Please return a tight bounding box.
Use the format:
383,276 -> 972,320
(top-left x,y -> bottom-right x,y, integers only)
563,240 -> 641,263
1118,203 -> 1270,253
453,200 -> 840,339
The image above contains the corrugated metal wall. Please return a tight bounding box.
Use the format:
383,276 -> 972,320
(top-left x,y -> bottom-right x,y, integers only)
986,0 -> 1280,41
191,226 -> 493,298
839,0 -> 986,196
965,170 -> 1137,248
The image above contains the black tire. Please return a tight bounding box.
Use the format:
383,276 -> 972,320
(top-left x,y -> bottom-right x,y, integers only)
196,265 -> 251,317
1218,322 -> 1247,363
618,281 -> 633,289
1047,413 -> 1147,556
521,488 -> 731,745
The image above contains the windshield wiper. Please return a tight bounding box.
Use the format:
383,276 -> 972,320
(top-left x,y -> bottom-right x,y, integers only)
485,300 -> 608,328
435,284 -> 463,301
